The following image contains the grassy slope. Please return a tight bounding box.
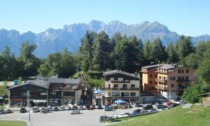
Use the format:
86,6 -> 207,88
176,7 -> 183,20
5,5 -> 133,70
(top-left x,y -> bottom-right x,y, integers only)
0,121 -> 27,126
112,105 -> 210,126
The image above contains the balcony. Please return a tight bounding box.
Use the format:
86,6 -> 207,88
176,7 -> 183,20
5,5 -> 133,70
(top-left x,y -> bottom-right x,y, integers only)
104,87 -> 139,90
155,79 -> 167,84
155,85 -> 167,90
176,79 -> 190,82
111,80 -> 130,83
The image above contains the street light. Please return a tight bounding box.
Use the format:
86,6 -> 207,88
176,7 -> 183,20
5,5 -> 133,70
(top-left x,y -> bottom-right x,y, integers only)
29,108 -> 30,121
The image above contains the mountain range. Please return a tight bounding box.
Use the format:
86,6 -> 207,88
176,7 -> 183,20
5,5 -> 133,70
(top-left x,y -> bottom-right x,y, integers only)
0,20 -> 210,58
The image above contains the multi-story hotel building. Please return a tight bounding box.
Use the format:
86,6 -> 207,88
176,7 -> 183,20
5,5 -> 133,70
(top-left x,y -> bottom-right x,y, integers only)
103,70 -> 140,105
141,64 -> 196,99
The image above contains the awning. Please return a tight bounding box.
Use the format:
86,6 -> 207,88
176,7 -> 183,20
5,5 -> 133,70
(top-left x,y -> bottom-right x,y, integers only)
33,100 -> 47,103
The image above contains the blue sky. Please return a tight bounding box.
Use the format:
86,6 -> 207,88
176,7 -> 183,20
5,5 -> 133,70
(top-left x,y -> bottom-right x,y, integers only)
0,0 -> 209,36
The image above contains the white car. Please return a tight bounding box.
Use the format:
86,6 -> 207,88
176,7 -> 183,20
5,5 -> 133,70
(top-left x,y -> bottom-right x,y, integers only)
114,113 -> 130,118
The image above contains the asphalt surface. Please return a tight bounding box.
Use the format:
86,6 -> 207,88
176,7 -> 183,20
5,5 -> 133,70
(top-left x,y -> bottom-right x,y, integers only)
0,107 -> 137,126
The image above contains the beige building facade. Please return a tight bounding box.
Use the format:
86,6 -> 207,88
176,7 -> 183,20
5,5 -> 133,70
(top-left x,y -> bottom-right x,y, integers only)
142,64 -> 196,99
103,70 -> 140,105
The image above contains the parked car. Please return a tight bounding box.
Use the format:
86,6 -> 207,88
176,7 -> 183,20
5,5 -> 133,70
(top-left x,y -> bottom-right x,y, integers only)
143,104 -> 153,110
131,109 -> 142,116
20,107 -> 27,113
78,105 -> 86,110
135,103 -> 143,107
52,106 -> 59,111
59,106 -> 65,111
148,108 -> 158,113
114,113 -> 130,118
156,104 -> 167,109
104,106 -> 113,111
71,109 -> 81,115
97,105 -> 103,109
4,109 -> 13,114
47,106 -> 53,111
41,108 -> 49,113
33,107 -> 40,113
64,106 -> 71,110
0,109 -> 4,114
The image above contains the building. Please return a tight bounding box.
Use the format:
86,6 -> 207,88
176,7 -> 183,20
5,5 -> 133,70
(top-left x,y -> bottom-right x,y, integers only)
141,64 -> 196,99
103,70 -> 140,105
201,93 -> 210,107
8,77 -> 90,107
141,64 -> 159,94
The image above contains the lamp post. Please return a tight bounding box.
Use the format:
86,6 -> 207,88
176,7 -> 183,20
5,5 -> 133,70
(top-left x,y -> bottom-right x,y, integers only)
29,108 -> 30,121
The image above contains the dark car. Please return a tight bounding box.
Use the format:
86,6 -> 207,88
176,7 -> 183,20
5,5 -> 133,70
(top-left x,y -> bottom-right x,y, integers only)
131,109 -> 142,116
135,103 -> 143,107
20,107 -> 27,113
52,106 -> 59,111
156,104 -> 167,109
143,104 -> 153,110
0,110 -> 4,114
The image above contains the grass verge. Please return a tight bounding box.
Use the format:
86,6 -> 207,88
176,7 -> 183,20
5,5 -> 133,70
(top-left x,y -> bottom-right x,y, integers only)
0,120 -> 27,126
111,105 -> 210,126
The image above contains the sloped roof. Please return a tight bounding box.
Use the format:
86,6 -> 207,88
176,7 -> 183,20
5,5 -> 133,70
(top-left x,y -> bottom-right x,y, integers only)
49,78 -> 81,84
103,70 -> 139,79
9,80 -> 48,90
9,78 -> 82,90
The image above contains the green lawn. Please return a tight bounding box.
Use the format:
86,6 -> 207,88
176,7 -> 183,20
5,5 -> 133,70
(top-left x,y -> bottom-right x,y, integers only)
111,105 -> 210,126
0,121 -> 27,126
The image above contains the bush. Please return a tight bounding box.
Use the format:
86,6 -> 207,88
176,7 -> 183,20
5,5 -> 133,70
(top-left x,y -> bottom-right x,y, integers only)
182,84 -> 201,103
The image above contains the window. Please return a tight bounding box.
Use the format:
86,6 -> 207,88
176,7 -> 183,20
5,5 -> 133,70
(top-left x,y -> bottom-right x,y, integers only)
182,70 -> 184,73
108,92 -> 111,97
131,84 -> 135,89
171,84 -> 174,88
170,77 -> 175,80
50,91 -> 56,95
186,76 -> 189,80
112,91 -> 120,96
130,92 -> 136,96
150,81 -> 153,84
21,92 -> 27,97
155,74 -> 157,78
123,84 -> 127,89
123,92 -> 129,96
159,76 -> 161,79
182,76 -> 184,80
118,78 -> 123,81
150,74 -> 153,78
178,70 -> 181,73
114,84 -> 118,89
186,70 -> 189,73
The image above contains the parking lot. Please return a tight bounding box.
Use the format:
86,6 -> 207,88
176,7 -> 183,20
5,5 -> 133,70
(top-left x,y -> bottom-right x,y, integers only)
0,107 -> 137,126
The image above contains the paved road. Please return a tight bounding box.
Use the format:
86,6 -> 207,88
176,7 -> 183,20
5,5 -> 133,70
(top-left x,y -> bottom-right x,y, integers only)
0,107 -> 137,126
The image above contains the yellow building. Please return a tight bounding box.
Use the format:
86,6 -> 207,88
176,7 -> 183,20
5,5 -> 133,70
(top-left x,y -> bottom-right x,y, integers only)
141,64 -> 196,99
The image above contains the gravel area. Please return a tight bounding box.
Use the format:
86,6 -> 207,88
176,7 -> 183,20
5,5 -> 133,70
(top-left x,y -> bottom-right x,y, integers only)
0,107 -> 137,126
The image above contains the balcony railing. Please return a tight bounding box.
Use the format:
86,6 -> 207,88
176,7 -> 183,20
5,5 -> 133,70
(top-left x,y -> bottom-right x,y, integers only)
155,79 -> 167,84
155,85 -> 167,90
176,79 -> 190,82
104,87 -> 139,90
111,80 -> 130,83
